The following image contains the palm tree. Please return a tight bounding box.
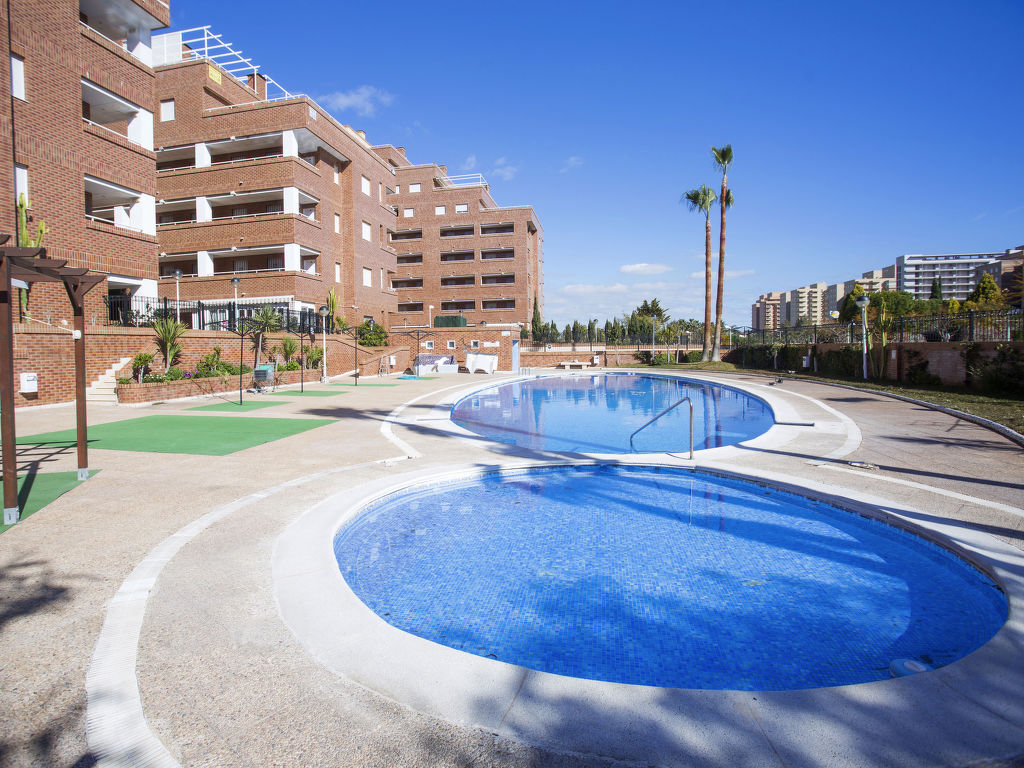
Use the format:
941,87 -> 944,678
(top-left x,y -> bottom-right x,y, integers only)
711,144 -> 734,361
244,305 -> 282,366
153,318 -> 187,373
682,184 -> 717,361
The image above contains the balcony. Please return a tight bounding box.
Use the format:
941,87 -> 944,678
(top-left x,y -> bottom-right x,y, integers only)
440,225 -> 474,239
159,244 -> 319,278
156,188 -> 319,226
481,222 -> 514,235
85,175 -> 155,235
391,278 -> 423,290
391,229 -> 422,242
397,254 -> 423,265
82,79 -> 153,151
482,299 -> 516,310
481,248 -> 514,260
441,300 -> 475,312
481,273 -> 516,285
80,0 -> 166,67
435,173 -> 488,189
440,250 -> 474,263
440,276 -> 475,288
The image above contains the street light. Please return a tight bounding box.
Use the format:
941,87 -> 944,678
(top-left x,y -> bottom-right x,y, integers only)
230,276 -> 241,331
855,294 -> 870,380
318,304 -> 329,383
173,268 -> 183,323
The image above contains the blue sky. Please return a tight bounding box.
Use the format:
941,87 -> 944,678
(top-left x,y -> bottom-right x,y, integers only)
167,0 -> 1023,327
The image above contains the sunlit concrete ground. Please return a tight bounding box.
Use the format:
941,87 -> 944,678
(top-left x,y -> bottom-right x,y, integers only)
0,371 -> 1021,767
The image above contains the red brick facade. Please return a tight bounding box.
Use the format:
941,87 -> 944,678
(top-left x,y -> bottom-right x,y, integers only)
373,146 -> 543,331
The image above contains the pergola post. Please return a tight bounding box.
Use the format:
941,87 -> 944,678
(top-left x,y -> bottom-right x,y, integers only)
0,255 -> 19,524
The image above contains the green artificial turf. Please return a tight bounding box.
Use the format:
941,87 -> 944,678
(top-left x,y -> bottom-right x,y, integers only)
189,400 -> 285,412
266,389 -> 344,397
0,470 -> 98,534
17,415 -> 334,456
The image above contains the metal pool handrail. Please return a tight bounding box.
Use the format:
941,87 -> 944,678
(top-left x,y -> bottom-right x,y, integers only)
629,396 -> 693,459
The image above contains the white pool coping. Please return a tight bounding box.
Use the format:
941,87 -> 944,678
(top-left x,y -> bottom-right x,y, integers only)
272,371 -> 1024,765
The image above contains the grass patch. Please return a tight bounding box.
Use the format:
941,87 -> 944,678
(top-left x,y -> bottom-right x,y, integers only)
0,470 -> 98,534
17,415 -> 335,456
266,389 -> 345,397
189,400 -> 284,412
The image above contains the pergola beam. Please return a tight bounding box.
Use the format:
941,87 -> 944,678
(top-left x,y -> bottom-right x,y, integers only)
0,245 -> 104,524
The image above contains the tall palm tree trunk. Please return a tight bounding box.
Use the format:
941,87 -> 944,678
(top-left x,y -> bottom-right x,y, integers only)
702,214 -> 713,360
711,169 -> 727,361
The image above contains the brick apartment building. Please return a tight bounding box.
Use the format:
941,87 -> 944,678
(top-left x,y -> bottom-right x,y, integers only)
2,0 -> 168,322
374,145 -> 543,331
149,28 -> 398,329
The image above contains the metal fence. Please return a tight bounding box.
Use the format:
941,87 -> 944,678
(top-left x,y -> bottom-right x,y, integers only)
738,309 -> 1023,346
103,295 -> 323,333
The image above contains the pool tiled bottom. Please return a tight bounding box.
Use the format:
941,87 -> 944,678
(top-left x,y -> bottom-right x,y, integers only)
334,465 -> 1007,690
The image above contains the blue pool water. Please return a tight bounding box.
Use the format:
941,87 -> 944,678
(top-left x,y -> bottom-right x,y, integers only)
334,465 -> 1007,690
451,373 -> 774,453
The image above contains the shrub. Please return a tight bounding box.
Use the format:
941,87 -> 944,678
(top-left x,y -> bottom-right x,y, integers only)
904,351 -> 941,386
116,377 -> 132,386
685,350 -> 703,363
306,347 -> 324,369
356,321 -> 388,347
652,353 -> 669,366
816,346 -> 861,378
634,351 -> 652,364
132,352 -> 154,383
970,345 -> 1024,395
280,361 -> 300,371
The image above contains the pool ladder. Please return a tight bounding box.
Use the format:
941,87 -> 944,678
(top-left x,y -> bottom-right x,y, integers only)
629,396 -> 693,459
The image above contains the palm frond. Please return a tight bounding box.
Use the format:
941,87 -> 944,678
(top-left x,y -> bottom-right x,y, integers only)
723,189 -> 735,208
711,144 -> 734,172
681,184 -> 717,215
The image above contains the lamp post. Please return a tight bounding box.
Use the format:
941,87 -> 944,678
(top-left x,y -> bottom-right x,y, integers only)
230,276 -> 241,332
318,304 -> 329,383
855,294 -> 870,380
173,268 -> 182,323
428,304 -> 434,327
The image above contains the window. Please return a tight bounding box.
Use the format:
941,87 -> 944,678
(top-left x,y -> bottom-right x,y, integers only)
378,182 -> 383,201
408,183 -> 421,193
395,185 -> 400,194
266,201 -> 283,213
334,262 -> 341,282
159,99 -> 175,121
10,55 -> 25,101
268,255 -> 284,270
455,203 -> 468,214
482,299 -> 516,310
446,340 -> 456,350
391,278 -> 423,289
14,164 -> 28,204
440,225 -> 474,238
390,229 -> 422,241
403,208 -> 414,218
424,340 -> 434,350
361,221 -> 371,241
397,302 -> 423,312
334,164 -> 340,184
233,259 -> 249,272
440,250 -> 473,262
300,205 -> 316,220
441,300 -> 475,311
441,275 -> 474,287
397,253 -> 422,265
435,205 -> 446,215
362,267 -> 372,286
481,222 -> 515,235
232,206 -> 247,217
481,248 -> 514,260
334,213 -> 340,233
470,339 -> 480,349
360,175 -> 371,195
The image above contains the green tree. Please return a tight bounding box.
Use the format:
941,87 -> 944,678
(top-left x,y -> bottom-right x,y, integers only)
587,319 -> 597,343
868,290 -> 915,317
357,320 -> 388,346
964,273 -> 1004,309
838,284 -> 866,323
710,144 -> 734,361
531,297 -> 542,340
326,287 -> 340,331
562,323 -> 572,343
279,335 -> 298,363
153,318 -> 187,373
929,277 -> 943,301
682,184 -> 717,361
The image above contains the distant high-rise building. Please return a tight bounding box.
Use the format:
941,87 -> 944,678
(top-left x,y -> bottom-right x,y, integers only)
897,252 -> 1006,301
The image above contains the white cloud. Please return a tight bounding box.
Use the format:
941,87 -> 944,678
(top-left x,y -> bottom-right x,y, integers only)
318,85 -> 394,117
621,263 -> 672,276
490,157 -> 518,181
461,154 -> 477,170
559,156 -> 584,173
726,269 -> 755,278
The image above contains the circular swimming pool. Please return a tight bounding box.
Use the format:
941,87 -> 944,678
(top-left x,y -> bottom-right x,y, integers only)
451,373 -> 774,453
333,464 -> 1007,691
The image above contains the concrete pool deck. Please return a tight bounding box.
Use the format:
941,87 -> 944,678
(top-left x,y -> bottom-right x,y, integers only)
0,371 -> 1022,767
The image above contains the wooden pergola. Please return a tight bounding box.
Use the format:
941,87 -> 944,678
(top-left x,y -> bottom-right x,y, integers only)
0,240 -> 104,525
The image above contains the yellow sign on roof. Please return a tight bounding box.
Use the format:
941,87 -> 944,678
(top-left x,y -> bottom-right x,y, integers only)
207,65 -> 222,84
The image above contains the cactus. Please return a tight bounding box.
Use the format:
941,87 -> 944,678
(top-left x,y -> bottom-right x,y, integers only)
15,193 -> 49,317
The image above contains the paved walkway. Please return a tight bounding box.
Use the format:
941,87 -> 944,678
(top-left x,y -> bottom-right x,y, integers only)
0,372 -> 1021,767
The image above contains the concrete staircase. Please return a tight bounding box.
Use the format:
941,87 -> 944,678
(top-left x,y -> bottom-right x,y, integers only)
86,356 -> 133,404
